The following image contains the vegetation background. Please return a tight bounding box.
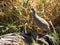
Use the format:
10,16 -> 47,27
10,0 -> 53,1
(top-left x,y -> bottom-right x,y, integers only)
0,0 -> 60,45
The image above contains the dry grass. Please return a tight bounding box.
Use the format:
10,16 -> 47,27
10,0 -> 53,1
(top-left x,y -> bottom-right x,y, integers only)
0,0 -> 60,45
0,0 -> 60,38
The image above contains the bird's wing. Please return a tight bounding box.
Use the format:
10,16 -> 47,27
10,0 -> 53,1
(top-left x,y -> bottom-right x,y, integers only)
35,14 -> 49,26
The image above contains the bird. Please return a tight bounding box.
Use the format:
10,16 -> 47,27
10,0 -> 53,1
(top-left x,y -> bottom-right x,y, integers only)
31,8 -> 50,31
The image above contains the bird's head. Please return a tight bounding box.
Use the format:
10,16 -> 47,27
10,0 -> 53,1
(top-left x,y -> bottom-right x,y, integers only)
30,8 -> 37,16
31,8 -> 35,14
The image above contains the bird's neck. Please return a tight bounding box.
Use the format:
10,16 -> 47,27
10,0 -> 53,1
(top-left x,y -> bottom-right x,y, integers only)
33,13 -> 37,17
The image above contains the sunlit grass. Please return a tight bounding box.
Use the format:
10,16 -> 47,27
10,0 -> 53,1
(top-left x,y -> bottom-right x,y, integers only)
0,0 -> 60,45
